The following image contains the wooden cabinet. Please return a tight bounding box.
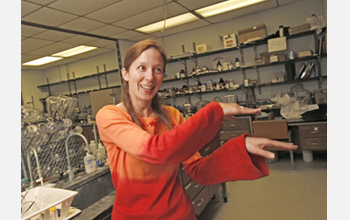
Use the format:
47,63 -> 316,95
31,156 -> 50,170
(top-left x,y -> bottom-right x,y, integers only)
179,132 -> 222,217
298,122 -> 327,150
220,116 -> 252,143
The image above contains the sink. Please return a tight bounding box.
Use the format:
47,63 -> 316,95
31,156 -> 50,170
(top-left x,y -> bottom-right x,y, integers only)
54,166 -> 115,210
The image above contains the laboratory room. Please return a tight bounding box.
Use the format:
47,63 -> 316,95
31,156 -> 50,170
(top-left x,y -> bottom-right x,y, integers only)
20,0 -> 330,219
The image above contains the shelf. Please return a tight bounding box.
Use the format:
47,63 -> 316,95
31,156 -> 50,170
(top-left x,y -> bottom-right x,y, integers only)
167,31 -> 316,64
162,76 -> 326,99
37,68 -> 119,89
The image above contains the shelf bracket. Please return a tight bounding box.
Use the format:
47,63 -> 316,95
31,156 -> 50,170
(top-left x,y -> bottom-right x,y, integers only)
253,66 -> 262,95
238,47 -> 245,66
318,76 -> 324,89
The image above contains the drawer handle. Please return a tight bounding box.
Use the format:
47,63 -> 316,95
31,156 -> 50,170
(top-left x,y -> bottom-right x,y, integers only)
220,131 -> 224,134
195,184 -> 201,188
310,131 -> 321,134
312,142 -> 320,145
230,134 -> 238,137
185,182 -> 192,190
197,199 -> 204,206
228,124 -> 236,127
204,146 -> 210,152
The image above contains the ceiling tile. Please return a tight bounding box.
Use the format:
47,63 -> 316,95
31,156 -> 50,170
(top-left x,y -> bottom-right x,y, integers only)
152,19 -> 211,37
86,0 -> 167,23
176,0 -> 227,11
129,34 -> 160,42
21,1 -> 42,17
113,2 -> 188,29
58,17 -> 106,32
61,35 -> 100,45
24,0 -> 57,6
21,24 -> 47,37
21,38 -> 55,53
33,29 -> 76,42
21,7 -> 79,26
86,39 -> 116,49
86,24 -> 126,36
47,0 -> 122,16
27,42 -> 77,56
109,30 -> 145,40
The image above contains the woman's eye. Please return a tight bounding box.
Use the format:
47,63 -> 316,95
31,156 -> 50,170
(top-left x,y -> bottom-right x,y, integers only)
138,66 -> 146,70
155,68 -> 163,73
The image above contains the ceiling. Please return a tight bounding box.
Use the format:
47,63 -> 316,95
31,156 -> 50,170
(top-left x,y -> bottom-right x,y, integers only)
21,0 -> 300,70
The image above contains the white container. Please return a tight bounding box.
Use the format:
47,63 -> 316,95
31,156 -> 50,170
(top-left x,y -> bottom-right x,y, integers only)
302,150 -> 313,162
98,142 -> 106,158
84,153 -> 96,174
89,140 -> 97,158
21,187 -> 77,220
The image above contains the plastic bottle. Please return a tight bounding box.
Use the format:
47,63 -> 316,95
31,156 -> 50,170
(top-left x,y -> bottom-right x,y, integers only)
98,142 -> 106,159
84,152 -> 96,174
279,25 -> 284,37
89,140 -> 97,159
217,60 -> 223,71
96,153 -> 105,169
235,58 -> 240,68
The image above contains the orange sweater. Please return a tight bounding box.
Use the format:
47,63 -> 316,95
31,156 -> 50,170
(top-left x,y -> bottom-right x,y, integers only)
96,101 -> 269,219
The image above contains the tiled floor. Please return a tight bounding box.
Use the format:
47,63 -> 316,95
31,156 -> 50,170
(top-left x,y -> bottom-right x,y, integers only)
198,152 -> 327,220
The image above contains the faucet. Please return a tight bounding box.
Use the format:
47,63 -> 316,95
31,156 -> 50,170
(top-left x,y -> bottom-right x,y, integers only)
26,147 -> 43,189
65,133 -> 90,181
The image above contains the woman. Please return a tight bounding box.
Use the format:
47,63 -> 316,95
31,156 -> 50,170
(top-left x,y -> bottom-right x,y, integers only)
96,39 -> 297,219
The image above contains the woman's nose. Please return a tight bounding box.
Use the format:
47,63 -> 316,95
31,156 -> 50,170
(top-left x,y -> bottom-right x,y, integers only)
144,69 -> 154,80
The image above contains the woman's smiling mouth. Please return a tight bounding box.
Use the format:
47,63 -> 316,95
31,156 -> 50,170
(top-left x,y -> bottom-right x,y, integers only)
140,84 -> 154,90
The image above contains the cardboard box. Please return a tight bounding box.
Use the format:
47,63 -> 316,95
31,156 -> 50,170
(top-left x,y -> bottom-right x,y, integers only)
238,23 -> 267,45
196,44 -> 211,54
223,34 -> 238,48
289,23 -> 310,35
268,37 -> 287,53
252,120 -> 288,140
259,52 -> 270,64
255,57 -> 269,65
270,52 -> 286,63
298,50 -> 313,57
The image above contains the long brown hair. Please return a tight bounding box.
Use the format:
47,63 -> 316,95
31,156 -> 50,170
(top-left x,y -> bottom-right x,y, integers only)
121,39 -> 173,130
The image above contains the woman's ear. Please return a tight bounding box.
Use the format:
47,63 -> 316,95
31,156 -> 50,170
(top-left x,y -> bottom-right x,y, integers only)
121,68 -> 129,81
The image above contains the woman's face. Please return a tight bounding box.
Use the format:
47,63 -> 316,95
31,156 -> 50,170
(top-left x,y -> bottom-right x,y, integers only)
122,47 -> 164,104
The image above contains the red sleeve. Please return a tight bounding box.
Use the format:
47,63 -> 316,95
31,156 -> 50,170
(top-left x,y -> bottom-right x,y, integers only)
96,102 -> 224,165
182,133 -> 269,185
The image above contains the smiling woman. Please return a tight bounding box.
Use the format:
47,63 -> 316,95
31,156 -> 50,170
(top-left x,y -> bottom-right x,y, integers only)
95,39 -> 297,220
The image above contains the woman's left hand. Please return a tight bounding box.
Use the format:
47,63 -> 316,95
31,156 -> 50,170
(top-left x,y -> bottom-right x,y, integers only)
245,136 -> 298,159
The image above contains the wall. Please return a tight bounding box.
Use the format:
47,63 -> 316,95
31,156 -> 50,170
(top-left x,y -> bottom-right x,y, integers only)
21,69 -> 47,109
21,0 -> 327,111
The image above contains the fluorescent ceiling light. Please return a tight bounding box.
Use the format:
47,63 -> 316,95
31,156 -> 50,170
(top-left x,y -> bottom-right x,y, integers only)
22,56 -> 63,66
196,0 -> 267,17
52,45 -> 97,57
136,13 -> 199,33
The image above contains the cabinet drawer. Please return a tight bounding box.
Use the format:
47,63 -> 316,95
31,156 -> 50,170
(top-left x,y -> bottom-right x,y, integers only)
222,118 -> 250,130
192,186 -> 211,216
184,179 -> 204,201
300,137 -> 327,150
181,166 -> 191,186
199,133 -> 220,157
220,129 -> 248,141
298,124 -> 327,138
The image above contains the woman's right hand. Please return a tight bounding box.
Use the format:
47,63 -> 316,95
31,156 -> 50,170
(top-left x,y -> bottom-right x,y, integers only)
218,102 -> 261,121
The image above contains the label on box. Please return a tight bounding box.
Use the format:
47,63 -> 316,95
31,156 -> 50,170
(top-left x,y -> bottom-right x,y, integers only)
268,37 -> 287,53
223,34 -> 237,48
